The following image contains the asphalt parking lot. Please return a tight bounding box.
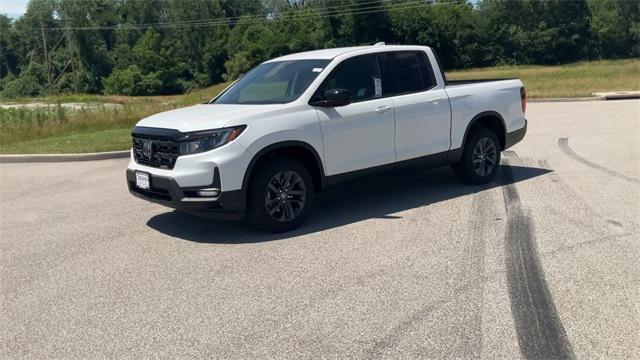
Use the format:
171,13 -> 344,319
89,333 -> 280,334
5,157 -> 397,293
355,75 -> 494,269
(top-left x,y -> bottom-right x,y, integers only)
1,100 -> 639,359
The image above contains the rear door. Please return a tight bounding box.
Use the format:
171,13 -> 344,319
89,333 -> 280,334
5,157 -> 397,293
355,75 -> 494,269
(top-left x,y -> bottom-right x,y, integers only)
380,51 -> 451,161
313,55 -> 396,175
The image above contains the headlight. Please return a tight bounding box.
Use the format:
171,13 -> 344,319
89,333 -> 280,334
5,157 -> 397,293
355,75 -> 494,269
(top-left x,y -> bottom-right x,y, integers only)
179,125 -> 246,155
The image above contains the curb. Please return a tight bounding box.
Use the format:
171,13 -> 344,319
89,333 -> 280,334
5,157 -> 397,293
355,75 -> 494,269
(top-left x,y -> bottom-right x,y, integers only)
0,150 -> 130,164
528,96 -> 605,103
529,91 -> 639,103
592,91 -> 640,100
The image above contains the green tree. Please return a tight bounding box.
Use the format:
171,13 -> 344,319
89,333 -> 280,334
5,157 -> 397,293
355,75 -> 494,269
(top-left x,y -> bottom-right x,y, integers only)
588,0 -> 640,58
0,15 -> 21,80
1,0 -> 638,98
478,0 -> 592,65
224,19 -> 281,80
390,1 -> 481,69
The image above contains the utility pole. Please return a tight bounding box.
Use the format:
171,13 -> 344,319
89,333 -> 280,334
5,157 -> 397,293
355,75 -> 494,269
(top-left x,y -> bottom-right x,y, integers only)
40,23 -> 53,95
66,30 -> 79,93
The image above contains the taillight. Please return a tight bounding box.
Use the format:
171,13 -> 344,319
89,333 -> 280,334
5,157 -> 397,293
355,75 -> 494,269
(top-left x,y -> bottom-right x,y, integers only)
520,87 -> 527,114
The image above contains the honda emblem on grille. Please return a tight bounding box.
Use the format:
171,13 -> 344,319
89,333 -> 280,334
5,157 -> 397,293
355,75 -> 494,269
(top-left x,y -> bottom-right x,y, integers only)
142,140 -> 153,157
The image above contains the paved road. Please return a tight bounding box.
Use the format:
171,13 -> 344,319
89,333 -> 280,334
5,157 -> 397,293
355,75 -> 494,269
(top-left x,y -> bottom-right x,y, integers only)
1,100 -> 639,359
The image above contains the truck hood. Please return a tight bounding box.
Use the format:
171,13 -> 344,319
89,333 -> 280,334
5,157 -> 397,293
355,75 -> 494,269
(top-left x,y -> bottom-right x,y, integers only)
135,104 -> 285,132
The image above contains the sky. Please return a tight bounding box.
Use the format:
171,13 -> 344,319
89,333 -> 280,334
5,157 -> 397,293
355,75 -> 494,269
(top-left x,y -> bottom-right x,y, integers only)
0,0 -> 29,19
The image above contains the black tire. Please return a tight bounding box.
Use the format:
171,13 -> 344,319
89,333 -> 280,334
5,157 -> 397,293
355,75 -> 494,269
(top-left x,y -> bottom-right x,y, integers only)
247,157 -> 315,232
453,127 -> 501,185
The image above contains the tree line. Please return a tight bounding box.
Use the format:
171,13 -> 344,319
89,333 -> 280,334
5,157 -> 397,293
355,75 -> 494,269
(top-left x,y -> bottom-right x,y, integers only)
0,0 -> 638,98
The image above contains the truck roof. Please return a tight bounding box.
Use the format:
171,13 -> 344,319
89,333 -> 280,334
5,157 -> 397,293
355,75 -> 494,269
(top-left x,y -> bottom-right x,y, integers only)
266,44 -> 431,62
266,46 -> 370,62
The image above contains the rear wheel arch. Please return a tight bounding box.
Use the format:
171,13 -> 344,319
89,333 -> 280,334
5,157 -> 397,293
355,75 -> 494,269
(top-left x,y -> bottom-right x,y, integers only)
462,111 -> 507,150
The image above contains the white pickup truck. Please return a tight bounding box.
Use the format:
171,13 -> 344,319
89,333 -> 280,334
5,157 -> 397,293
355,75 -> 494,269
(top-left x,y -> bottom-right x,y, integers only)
127,44 -> 527,231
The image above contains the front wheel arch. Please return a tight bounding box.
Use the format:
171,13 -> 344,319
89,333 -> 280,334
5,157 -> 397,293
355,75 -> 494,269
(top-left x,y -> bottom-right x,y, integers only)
242,141 -> 325,195
246,157 -> 316,232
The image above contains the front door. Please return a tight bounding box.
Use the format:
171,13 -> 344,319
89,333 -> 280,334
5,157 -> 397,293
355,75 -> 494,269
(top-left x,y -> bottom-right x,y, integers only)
313,55 -> 396,175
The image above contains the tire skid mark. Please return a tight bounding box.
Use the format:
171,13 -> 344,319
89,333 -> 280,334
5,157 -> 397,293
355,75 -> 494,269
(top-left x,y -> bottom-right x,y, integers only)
501,152 -> 575,360
460,190 -> 493,358
558,137 -> 640,185
543,231 -> 637,259
364,276 -> 488,358
537,159 -> 638,231
364,190 -> 494,358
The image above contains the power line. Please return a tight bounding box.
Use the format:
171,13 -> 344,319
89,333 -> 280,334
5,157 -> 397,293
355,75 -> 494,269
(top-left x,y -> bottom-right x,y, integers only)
145,0 -> 442,29
41,0 -> 422,30
39,0 -> 466,31
23,0 -> 397,30
198,0 -> 467,28
56,0 -> 393,29
3,0 -> 466,59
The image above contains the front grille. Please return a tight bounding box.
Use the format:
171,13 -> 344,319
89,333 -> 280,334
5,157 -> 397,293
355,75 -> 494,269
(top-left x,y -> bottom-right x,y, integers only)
132,134 -> 180,169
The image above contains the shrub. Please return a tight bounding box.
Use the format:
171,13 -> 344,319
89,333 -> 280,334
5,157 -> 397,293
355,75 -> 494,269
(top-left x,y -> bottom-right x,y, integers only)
0,63 -> 46,98
103,65 -> 163,96
103,65 -> 143,96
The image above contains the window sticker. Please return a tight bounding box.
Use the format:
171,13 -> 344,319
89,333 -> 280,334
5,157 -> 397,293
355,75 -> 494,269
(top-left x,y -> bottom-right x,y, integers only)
374,77 -> 382,98
312,68 -> 323,72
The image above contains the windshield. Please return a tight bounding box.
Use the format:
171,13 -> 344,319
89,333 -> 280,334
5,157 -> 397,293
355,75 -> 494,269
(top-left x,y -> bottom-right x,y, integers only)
213,59 -> 330,105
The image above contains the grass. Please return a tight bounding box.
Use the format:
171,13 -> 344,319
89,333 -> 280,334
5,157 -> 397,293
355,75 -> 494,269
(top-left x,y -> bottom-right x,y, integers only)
447,59 -> 640,98
0,82 -> 230,154
1,59 -> 638,154
0,128 -> 133,154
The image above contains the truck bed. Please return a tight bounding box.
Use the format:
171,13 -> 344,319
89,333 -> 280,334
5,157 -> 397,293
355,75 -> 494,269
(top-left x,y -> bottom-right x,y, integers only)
446,78 -> 518,86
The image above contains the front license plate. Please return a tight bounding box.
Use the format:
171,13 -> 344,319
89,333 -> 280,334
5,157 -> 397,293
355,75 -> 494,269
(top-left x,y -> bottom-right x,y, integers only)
135,171 -> 150,190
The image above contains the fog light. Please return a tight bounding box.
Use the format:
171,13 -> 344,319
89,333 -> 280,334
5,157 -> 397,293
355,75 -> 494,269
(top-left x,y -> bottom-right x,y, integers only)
197,188 -> 220,197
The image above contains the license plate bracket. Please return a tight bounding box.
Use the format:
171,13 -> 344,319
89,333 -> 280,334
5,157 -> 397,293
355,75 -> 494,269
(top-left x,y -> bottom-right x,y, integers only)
135,171 -> 150,190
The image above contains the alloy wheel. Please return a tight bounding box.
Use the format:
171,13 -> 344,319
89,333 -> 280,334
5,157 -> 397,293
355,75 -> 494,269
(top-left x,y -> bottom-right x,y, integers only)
264,170 -> 307,222
472,137 -> 497,176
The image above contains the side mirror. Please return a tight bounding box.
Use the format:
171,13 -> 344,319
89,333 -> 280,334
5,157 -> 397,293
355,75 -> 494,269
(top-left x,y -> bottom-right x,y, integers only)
311,89 -> 352,107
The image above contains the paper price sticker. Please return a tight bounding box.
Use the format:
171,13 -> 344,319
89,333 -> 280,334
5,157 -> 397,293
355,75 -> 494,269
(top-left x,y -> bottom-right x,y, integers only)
374,77 -> 382,98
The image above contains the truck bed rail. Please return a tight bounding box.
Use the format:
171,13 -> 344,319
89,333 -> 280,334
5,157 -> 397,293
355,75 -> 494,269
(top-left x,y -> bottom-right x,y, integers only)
446,78 -> 518,86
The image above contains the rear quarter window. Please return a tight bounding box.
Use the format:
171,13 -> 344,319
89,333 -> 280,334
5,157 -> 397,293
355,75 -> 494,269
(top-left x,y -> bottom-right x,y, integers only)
417,52 -> 437,89
380,52 -> 430,96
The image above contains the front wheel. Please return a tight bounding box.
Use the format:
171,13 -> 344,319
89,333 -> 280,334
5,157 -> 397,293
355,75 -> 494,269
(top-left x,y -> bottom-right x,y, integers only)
247,158 -> 315,232
453,127 -> 501,185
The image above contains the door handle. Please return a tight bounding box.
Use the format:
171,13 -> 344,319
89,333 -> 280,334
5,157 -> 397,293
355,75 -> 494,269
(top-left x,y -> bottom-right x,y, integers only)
427,98 -> 441,105
375,106 -> 392,113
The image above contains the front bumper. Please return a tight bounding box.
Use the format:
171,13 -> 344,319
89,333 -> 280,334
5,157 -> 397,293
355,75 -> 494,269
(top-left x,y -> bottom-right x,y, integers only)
126,169 -> 245,220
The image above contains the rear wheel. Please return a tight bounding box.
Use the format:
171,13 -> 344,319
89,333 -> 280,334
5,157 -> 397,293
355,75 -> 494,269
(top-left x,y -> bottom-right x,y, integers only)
247,158 -> 314,232
454,127 -> 501,184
